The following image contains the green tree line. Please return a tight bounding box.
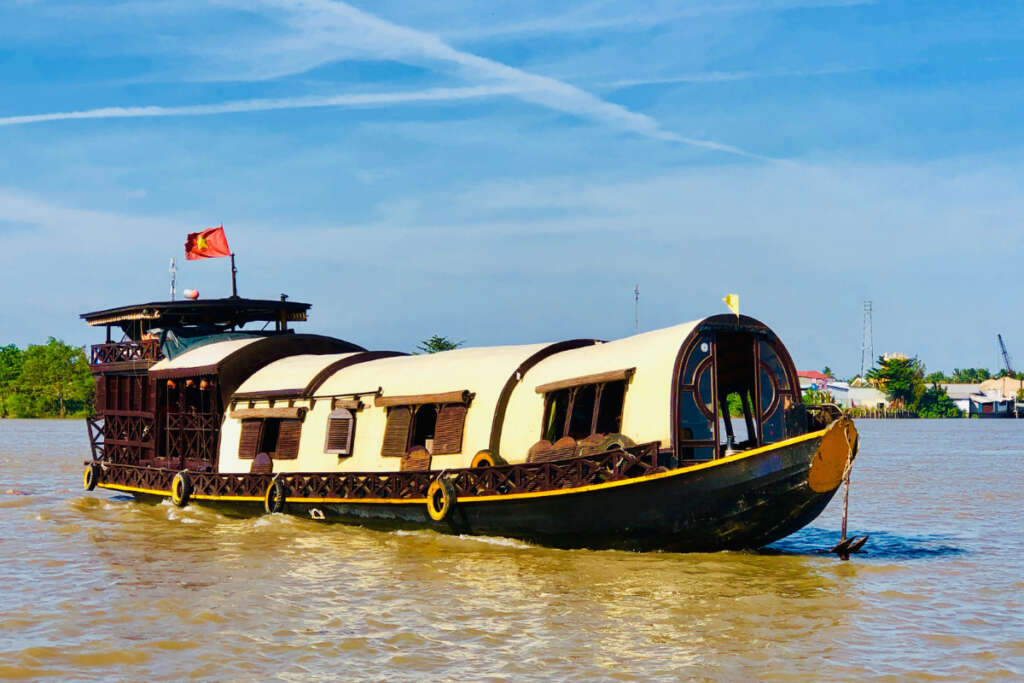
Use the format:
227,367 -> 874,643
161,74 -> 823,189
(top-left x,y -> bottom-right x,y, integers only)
0,339 -> 94,418
864,356 -> 963,417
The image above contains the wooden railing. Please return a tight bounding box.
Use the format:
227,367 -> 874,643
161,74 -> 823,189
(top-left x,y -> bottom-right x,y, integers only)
90,340 -> 163,365
166,412 -> 221,468
90,441 -> 665,500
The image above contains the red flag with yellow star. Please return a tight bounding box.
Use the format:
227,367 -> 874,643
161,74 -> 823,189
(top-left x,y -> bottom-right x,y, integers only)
185,225 -> 231,260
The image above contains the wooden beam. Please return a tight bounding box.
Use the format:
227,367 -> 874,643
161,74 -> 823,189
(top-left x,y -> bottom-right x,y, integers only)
375,390 -> 472,407
535,368 -> 635,394
332,397 -> 364,411
230,407 -> 306,420
232,389 -> 304,401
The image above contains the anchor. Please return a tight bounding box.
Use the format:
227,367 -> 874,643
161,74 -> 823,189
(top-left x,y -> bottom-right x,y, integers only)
830,425 -> 868,561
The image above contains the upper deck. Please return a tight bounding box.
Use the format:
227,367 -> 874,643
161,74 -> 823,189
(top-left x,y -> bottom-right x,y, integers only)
81,296 -> 312,369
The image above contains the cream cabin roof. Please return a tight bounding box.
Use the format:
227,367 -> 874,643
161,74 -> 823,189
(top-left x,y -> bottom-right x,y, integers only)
314,343 -> 555,398
499,320 -> 702,457
234,352 -> 364,395
149,338 -> 260,372
523,320 -> 700,387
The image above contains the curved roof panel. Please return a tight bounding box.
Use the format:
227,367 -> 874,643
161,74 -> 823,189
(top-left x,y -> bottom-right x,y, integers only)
315,343 -> 555,399
234,352 -> 364,395
149,338 -> 260,373
499,320 -> 703,458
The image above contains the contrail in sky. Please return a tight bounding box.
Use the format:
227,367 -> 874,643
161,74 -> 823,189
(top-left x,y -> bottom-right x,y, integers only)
0,0 -> 766,160
242,0 -> 764,158
0,86 -> 522,127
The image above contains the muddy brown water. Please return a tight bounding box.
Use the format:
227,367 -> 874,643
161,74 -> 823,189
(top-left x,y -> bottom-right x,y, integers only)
1,419 -> 1022,680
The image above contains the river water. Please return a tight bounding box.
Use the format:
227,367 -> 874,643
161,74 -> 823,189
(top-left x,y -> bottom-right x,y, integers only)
1,418 -> 1021,680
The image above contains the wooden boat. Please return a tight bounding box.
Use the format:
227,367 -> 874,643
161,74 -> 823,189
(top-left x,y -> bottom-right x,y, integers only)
80,296 -> 857,551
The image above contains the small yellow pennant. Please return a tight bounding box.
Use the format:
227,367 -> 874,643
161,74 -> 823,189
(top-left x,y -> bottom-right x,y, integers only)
723,293 -> 740,316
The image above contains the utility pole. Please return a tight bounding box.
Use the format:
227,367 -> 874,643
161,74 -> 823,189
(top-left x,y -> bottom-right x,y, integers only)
634,284 -> 640,333
860,300 -> 873,379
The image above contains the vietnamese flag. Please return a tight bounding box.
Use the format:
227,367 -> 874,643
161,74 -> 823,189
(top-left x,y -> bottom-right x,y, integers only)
185,225 -> 231,260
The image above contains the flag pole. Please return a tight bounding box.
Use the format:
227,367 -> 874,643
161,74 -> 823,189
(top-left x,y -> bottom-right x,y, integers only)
230,253 -> 238,298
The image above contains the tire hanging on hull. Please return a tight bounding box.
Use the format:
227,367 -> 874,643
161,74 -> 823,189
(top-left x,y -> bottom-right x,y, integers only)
265,479 -> 288,514
171,472 -> 193,507
426,478 -> 456,521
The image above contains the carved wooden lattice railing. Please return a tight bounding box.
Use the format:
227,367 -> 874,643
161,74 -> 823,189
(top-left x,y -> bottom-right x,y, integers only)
166,412 -> 220,467
91,442 -> 664,501
90,340 -> 163,365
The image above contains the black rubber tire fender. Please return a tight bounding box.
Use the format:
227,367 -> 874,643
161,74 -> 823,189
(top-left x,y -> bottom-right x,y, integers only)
264,479 -> 288,514
171,472 -> 193,507
596,433 -> 636,452
426,477 -> 456,522
471,450 -> 496,468
83,462 -> 101,491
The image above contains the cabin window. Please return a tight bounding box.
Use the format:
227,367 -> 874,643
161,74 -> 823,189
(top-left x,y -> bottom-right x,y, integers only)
380,401 -> 468,457
595,381 -> 626,434
543,389 -> 571,442
410,404 -> 438,451
567,384 -> 597,439
758,341 -> 789,444
237,417 -> 302,460
324,408 -> 355,456
542,380 -> 628,441
677,338 -> 715,461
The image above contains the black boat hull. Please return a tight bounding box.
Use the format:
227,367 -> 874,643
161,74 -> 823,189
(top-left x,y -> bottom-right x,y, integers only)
107,423 -> 852,552
307,432 -> 834,551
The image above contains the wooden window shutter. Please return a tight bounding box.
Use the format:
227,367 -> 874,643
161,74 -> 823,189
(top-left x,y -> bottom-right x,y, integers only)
325,408 -> 355,456
381,406 -> 412,458
238,419 -> 262,459
432,403 -> 467,455
276,419 -> 302,460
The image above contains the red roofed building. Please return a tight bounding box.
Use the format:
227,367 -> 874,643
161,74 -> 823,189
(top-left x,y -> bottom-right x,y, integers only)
798,370 -> 831,392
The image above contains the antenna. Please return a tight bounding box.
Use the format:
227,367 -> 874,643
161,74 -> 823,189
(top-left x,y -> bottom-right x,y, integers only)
633,284 -> 640,333
860,300 -> 873,378
169,257 -> 176,301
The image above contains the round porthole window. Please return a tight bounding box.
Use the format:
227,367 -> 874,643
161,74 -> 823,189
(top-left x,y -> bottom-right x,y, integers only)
700,342 -> 709,352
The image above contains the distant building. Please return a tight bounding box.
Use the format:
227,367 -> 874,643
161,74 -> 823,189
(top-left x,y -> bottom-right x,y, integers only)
939,384 -> 982,414
797,371 -> 832,392
940,382 -> 1015,417
979,377 -> 1024,399
847,386 -> 887,409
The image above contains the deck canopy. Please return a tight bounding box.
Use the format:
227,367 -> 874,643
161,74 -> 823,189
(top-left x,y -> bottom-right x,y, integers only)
81,297 -> 312,340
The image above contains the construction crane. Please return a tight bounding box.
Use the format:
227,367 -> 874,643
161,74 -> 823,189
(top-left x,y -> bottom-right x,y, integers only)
997,334 -> 1014,375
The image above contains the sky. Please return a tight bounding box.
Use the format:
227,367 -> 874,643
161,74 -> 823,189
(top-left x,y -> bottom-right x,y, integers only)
1,0 -> 1023,377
